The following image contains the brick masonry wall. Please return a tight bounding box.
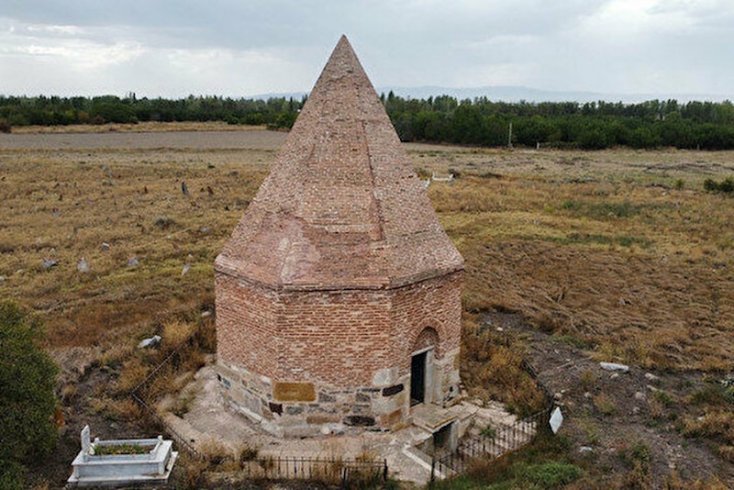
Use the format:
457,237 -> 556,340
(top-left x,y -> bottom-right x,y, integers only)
215,270 -> 462,435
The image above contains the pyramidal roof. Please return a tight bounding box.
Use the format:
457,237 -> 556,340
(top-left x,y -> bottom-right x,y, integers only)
215,35 -> 463,290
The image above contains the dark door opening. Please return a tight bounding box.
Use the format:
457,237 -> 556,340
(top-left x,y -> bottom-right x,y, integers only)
410,351 -> 427,406
433,422 -> 454,455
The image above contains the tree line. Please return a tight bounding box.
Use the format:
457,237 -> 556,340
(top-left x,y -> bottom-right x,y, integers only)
382,93 -> 734,150
2,93 -> 734,150
0,94 -> 300,130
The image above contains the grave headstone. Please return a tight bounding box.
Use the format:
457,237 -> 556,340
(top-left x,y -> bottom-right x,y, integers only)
81,425 -> 91,455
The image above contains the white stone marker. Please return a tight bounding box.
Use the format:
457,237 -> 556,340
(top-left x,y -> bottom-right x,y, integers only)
549,407 -> 564,434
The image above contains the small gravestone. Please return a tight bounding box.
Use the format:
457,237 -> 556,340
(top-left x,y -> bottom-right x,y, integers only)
600,362 -> 629,373
42,258 -> 58,270
138,335 -> 161,349
81,425 -> 91,455
549,407 -> 563,434
127,256 -> 139,268
77,258 -> 90,273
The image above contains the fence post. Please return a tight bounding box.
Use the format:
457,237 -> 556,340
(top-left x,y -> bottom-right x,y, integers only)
383,458 -> 388,482
430,455 -> 436,482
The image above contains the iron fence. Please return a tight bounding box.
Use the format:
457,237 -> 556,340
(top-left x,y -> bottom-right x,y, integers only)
128,322 -> 390,485
430,406 -> 553,479
241,456 -> 388,486
430,345 -> 556,482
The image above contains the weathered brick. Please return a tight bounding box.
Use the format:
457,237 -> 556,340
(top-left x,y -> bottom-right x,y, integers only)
214,36 -> 463,434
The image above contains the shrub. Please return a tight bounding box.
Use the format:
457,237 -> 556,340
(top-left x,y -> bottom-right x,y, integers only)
162,320 -> 195,349
153,215 -> 177,229
0,460 -> 24,490
593,393 -> 616,415
0,119 -> 11,133
238,446 -> 258,464
620,441 -> 652,486
579,369 -> 597,391
704,177 -> 734,194
448,167 -> 462,179
0,302 -> 58,488
479,425 -> 496,439
628,442 -> 652,467
414,167 -> 431,179
653,389 -> 674,408
524,462 -> 582,488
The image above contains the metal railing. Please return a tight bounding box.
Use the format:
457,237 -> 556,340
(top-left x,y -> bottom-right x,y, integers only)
129,320 -> 390,485
430,406 -> 553,479
430,347 -> 556,481
240,456 -> 388,486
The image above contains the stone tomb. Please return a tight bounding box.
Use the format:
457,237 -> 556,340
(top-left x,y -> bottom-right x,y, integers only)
214,36 -> 464,437
67,425 -> 178,487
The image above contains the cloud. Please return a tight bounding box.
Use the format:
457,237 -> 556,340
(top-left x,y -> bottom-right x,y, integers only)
0,1 -> 732,97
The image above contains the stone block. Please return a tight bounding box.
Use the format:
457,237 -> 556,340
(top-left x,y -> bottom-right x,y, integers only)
352,404 -> 370,415
372,367 -> 398,387
306,414 -> 341,424
268,402 -> 283,416
273,382 -> 316,402
380,409 -> 404,427
382,383 -> 404,397
285,405 -> 304,415
343,415 -> 376,427
318,392 -> 336,403
371,396 -> 399,415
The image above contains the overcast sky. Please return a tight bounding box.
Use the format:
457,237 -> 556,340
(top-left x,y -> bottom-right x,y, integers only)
1,0 -> 733,98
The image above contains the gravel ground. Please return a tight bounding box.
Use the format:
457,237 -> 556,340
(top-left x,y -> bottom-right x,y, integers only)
484,311 -> 734,487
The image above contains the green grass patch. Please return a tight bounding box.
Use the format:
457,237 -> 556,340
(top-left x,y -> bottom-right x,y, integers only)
429,433 -> 580,490
480,426 -> 497,439
94,443 -> 153,455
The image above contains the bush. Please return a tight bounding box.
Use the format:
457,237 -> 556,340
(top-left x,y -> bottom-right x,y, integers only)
0,119 -> 11,133
479,425 -> 496,439
524,462 -> 583,488
704,177 -> 734,194
153,215 -> 177,229
0,460 -> 24,490
0,302 -> 58,487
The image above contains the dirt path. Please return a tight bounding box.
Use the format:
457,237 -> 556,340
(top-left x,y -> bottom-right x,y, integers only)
483,311 -> 734,487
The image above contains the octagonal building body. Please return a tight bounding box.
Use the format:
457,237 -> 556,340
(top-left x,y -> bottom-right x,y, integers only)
215,36 -> 464,437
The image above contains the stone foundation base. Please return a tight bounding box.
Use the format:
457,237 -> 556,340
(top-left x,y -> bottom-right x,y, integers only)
215,349 -> 461,438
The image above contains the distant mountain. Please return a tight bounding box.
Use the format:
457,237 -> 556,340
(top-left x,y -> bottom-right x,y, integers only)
249,85 -> 733,104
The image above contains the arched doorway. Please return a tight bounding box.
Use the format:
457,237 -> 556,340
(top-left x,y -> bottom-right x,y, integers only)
410,327 -> 439,406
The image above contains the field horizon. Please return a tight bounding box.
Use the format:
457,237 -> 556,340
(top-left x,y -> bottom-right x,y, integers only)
1,124 -> 733,487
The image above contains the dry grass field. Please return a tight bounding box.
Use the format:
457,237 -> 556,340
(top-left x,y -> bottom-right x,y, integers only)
2,127 -> 731,368
1,125 -> 733,487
